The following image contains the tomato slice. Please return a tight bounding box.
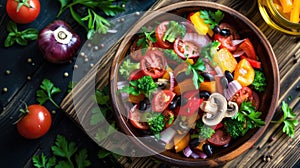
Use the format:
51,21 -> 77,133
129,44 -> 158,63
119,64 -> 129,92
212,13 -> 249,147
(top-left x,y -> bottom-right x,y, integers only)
140,49 -> 167,79
129,108 -> 149,130
214,34 -> 237,52
163,110 -> 175,128
230,86 -> 253,106
178,90 -> 203,116
234,59 -> 255,86
152,90 -> 176,112
130,35 -> 145,61
239,38 -> 257,60
249,91 -> 260,110
173,38 -> 200,59
128,69 -> 145,81
155,21 -> 173,49
207,129 -> 231,146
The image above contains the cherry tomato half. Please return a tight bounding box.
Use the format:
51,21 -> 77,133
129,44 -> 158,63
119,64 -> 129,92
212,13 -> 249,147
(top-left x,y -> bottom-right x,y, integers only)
140,49 -> 167,79
249,91 -> 260,110
214,34 -> 237,52
17,104 -> 51,139
152,90 -> 176,112
207,129 -> 231,146
6,0 -> 40,24
173,37 -> 200,59
155,21 -> 173,49
129,108 -> 149,130
163,110 -> 175,128
230,86 -> 253,106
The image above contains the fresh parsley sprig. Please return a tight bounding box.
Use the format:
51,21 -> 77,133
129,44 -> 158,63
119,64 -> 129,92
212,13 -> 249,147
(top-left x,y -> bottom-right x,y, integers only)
32,153 -> 56,168
36,79 -> 61,109
226,101 -> 265,138
200,10 -> 224,29
186,58 -> 206,89
271,101 -> 298,138
32,135 -> 91,168
136,27 -> 157,54
57,0 -> 125,39
4,21 -> 38,47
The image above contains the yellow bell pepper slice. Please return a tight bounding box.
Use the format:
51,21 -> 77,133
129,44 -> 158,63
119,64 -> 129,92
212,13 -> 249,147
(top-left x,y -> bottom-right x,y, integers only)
290,0 -> 300,23
279,0 -> 293,13
213,48 -> 237,73
234,59 -> 255,87
190,12 -> 214,36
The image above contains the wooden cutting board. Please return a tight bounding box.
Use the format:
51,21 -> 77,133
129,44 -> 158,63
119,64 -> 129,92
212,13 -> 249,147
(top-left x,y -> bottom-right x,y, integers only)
61,0 -> 300,167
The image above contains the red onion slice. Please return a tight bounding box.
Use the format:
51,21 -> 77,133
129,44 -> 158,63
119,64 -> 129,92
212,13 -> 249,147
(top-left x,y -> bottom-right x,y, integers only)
160,128 -> 176,144
117,81 -> 129,100
231,39 -> 245,46
169,71 -> 175,91
183,146 -> 193,157
232,50 -> 245,58
224,80 -> 242,100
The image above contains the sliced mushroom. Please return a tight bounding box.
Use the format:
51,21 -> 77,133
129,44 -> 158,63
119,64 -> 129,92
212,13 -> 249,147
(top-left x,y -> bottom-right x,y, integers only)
200,93 -> 238,126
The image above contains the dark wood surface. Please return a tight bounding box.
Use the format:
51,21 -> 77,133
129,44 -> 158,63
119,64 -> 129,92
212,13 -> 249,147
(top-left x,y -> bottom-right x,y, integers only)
1,0 -> 300,168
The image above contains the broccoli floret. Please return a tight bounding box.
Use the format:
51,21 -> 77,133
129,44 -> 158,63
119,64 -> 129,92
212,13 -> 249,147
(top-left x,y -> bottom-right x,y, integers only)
119,59 -> 140,78
223,118 -> 247,139
147,113 -> 165,139
251,70 -> 267,92
195,120 -> 215,139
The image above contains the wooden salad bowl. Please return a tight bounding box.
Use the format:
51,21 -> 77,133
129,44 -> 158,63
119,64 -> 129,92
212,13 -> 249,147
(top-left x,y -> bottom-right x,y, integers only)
110,1 -> 279,167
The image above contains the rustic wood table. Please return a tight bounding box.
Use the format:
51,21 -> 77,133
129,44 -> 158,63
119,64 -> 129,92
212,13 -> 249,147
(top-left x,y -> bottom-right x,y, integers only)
1,0 -> 299,167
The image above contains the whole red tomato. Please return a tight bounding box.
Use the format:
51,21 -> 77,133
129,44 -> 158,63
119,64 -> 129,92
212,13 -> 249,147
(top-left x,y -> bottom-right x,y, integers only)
6,0 -> 40,24
17,104 -> 52,139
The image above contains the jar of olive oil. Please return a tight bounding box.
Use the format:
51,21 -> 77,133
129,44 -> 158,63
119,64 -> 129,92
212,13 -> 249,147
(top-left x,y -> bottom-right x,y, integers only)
258,0 -> 300,35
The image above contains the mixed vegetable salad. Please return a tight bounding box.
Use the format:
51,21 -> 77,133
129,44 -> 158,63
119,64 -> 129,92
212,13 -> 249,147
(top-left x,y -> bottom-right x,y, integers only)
117,9 -> 267,159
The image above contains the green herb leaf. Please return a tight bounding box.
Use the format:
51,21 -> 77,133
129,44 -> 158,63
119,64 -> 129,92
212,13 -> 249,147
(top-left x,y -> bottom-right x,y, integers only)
281,101 -> 298,138
55,160 -> 73,168
251,70 -> 267,92
90,107 -> 107,125
75,149 -> 91,168
4,21 -> 38,47
163,49 -> 183,64
163,21 -> 186,43
200,10 -> 224,29
95,122 -> 117,142
196,120 -> 215,139
97,149 -> 112,159
32,153 -> 56,168
7,21 -> 17,32
146,113 -> 165,139
36,79 -> 61,108
52,135 -> 78,163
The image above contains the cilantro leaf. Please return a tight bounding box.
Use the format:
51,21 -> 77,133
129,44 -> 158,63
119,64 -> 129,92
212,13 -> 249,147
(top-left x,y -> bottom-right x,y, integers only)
36,79 -> 61,108
186,58 -> 206,89
163,21 -> 186,43
200,41 -> 220,62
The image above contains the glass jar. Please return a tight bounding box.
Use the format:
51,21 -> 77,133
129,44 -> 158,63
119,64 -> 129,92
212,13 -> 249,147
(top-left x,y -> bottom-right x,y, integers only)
258,0 -> 300,35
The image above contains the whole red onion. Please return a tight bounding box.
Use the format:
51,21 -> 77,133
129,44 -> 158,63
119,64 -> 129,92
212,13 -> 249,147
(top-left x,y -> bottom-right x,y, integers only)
38,20 -> 81,64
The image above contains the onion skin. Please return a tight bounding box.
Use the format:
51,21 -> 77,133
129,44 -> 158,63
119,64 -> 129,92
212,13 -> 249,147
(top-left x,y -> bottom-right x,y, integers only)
38,20 -> 81,64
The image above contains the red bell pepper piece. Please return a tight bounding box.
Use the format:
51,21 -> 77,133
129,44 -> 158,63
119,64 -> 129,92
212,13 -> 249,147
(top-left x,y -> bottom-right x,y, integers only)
239,38 -> 257,60
240,55 -> 261,69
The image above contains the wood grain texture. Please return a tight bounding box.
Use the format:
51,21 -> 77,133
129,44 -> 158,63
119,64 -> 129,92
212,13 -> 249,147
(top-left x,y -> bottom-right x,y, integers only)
61,0 -> 300,167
